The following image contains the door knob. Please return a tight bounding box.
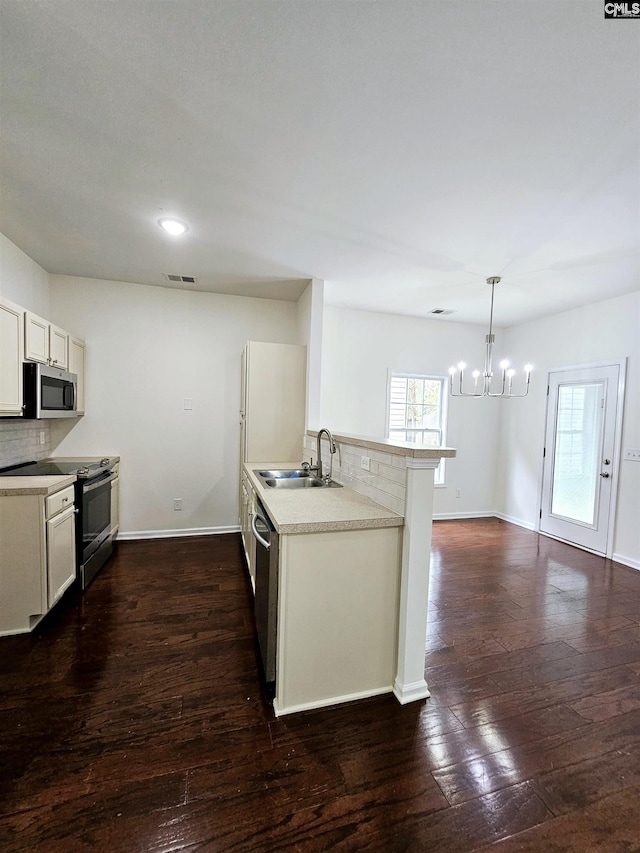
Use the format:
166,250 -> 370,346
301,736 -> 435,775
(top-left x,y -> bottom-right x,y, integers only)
600,472 -> 610,478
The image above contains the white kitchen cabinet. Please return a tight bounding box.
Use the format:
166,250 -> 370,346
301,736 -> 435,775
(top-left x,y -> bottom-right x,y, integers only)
46,500 -> 76,608
274,526 -> 402,717
240,471 -> 256,589
0,480 -> 77,636
25,311 -> 69,369
239,341 -> 305,588
68,336 -> 86,414
110,465 -> 120,536
0,296 -> 24,416
240,341 -> 306,463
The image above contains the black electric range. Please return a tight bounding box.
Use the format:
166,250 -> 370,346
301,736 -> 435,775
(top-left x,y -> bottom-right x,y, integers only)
0,457 -> 118,588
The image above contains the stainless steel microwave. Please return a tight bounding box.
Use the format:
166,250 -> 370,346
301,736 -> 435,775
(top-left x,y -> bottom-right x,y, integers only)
23,362 -> 78,418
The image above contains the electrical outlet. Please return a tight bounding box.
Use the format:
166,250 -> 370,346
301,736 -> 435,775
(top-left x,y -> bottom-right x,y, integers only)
173,498 -> 182,511
39,431 -> 46,445
455,488 -> 461,498
360,455 -> 371,471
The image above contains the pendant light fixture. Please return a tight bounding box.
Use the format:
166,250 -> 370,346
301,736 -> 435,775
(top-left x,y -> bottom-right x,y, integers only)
449,277 -> 533,398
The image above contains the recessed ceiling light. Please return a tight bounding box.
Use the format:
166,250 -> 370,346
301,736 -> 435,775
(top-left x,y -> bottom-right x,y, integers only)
158,218 -> 188,236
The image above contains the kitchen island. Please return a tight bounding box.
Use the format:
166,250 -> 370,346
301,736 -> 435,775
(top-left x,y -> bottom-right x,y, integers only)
243,432 -> 457,716
244,462 -> 403,716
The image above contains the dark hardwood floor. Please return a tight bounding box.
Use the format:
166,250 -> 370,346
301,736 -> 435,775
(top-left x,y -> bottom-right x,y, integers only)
1,519 -> 640,852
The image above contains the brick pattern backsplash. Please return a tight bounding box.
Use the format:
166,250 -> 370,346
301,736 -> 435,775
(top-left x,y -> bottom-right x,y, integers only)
0,421 -> 52,469
303,434 -> 406,516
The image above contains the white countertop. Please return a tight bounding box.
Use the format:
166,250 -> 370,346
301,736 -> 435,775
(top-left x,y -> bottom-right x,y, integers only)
0,474 -> 77,496
244,462 -> 404,535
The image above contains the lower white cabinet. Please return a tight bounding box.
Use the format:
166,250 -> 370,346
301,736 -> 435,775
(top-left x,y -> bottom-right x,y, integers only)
240,472 -> 256,589
274,526 -> 402,717
0,481 -> 77,636
46,504 -> 76,607
110,466 -> 120,536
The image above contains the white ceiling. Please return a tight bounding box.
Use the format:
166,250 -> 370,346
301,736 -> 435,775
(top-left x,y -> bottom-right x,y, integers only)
0,1 -> 638,326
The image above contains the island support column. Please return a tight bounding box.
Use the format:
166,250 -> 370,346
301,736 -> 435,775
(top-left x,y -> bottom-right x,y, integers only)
393,457 -> 439,704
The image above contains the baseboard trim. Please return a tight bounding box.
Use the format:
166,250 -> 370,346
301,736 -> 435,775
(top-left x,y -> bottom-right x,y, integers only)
432,511 -> 536,532
118,525 -> 240,541
493,512 -> 537,531
611,552 -> 640,572
432,511 -> 495,521
273,685 -> 393,717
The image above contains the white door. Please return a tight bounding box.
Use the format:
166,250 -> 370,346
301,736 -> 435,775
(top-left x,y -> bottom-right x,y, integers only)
540,364 -> 621,555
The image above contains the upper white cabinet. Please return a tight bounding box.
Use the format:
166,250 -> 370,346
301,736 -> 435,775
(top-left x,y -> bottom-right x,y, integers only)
25,311 -> 69,370
49,323 -> 69,369
0,296 -> 24,416
68,336 -> 87,415
0,297 -> 86,417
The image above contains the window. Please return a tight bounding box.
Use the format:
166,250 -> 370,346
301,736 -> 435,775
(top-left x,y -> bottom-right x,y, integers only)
387,373 -> 448,484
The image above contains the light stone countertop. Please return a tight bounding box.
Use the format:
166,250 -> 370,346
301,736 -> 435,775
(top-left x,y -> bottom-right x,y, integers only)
244,462 -> 404,535
0,475 -> 77,496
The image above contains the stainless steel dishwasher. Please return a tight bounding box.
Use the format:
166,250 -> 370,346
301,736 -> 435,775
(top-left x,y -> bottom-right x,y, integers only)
251,499 -> 279,685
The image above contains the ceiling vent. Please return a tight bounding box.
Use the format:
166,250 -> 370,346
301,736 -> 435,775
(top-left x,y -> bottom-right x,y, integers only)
165,274 -> 197,284
430,308 -> 454,315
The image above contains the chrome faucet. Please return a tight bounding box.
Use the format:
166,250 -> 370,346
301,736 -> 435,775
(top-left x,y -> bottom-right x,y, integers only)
301,428 -> 337,481
316,428 -> 337,482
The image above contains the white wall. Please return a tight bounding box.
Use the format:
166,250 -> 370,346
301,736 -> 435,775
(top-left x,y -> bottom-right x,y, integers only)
49,275 -> 299,537
0,232 -> 50,316
499,291 -> 640,568
320,305 -> 502,517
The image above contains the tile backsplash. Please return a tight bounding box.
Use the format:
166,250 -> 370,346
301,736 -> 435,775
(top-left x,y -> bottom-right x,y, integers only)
0,421 -> 52,469
303,434 -> 407,516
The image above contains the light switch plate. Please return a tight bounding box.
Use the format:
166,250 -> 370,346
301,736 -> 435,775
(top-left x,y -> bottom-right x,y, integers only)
184,398 -> 193,410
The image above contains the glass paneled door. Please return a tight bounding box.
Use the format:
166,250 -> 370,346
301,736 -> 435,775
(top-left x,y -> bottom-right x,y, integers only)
540,364 -> 621,555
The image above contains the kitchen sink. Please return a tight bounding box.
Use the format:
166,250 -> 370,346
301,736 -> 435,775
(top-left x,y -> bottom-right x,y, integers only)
257,469 -> 342,489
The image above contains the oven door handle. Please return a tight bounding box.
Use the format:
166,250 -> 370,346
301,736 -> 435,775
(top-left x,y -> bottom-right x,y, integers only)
251,512 -> 271,550
83,471 -> 117,493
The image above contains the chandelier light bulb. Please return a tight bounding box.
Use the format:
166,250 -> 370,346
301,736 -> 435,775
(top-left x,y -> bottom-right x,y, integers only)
507,368 -> 516,378
524,363 -> 533,374
457,361 -> 466,371
472,370 -> 480,379
499,359 -> 510,370
448,366 -> 457,375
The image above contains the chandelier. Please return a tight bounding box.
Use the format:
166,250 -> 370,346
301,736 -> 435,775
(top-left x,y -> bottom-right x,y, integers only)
449,277 -> 532,398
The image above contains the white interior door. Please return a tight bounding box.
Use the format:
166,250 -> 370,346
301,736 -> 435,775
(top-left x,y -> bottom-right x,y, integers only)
540,364 -> 621,555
